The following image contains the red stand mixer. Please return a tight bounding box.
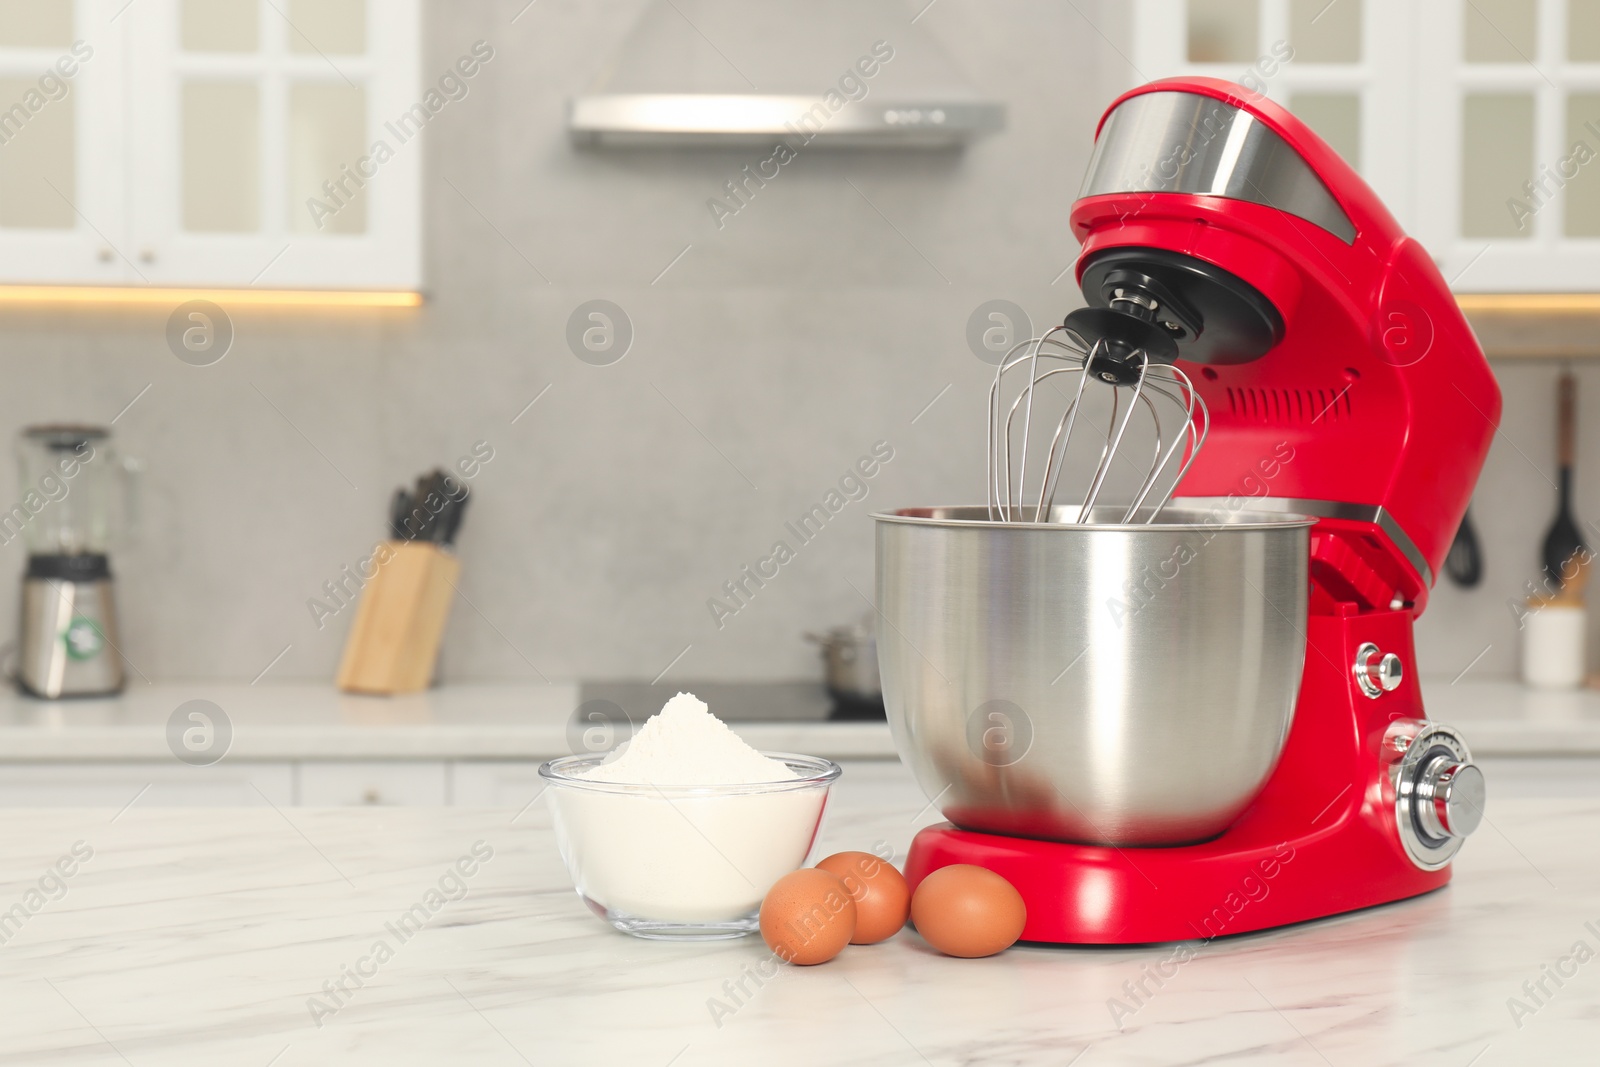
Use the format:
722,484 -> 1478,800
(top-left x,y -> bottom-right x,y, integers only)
878,78 -> 1501,943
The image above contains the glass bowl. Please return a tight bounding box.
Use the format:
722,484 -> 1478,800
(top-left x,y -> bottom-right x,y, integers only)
538,752 -> 841,940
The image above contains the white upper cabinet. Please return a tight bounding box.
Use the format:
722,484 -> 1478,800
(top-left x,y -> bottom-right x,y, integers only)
0,0 -> 419,290
1413,0 -> 1600,292
1130,0 -> 1600,292
0,0 -> 123,284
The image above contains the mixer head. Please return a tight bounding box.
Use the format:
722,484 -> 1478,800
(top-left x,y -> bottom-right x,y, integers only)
1059,77 -> 1502,613
989,83 -> 1333,526
986,122 -> 1297,525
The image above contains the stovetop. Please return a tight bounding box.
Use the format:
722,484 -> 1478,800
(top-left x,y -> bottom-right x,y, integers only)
577,681 -> 885,723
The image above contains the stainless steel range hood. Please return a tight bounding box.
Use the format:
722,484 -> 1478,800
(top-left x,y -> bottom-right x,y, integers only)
568,0 -> 1004,148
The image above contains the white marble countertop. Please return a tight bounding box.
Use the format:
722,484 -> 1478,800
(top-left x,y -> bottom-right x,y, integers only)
0,677 -> 1598,762
2,760 -> 1593,1064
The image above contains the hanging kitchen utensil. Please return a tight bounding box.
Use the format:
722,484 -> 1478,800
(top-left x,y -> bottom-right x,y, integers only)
1541,371 -> 1587,588
1445,503 -> 1483,588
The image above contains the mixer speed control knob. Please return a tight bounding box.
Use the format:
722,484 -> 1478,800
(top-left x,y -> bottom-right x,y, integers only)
1416,758 -> 1485,839
1387,721 -> 1482,870
1353,642 -> 1403,698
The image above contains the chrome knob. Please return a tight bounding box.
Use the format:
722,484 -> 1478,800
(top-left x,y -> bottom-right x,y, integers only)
1354,642 -> 1403,698
1415,758 -> 1485,839
1386,721 -> 1482,870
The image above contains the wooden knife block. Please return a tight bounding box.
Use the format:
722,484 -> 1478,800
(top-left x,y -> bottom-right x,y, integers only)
336,540 -> 460,695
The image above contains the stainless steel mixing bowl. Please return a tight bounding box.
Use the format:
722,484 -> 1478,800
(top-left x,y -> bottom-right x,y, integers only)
875,504 -> 1312,846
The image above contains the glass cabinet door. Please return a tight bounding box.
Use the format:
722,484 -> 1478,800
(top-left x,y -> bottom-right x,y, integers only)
124,0 -> 418,288
1412,0 -> 1600,290
0,0 -> 127,284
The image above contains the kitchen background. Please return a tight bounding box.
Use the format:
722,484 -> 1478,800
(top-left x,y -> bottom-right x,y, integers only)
0,0 -> 1586,689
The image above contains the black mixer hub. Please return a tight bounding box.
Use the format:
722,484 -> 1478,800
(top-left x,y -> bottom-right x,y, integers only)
1062,307 -> 1179,387
1077,247 -> 1284,365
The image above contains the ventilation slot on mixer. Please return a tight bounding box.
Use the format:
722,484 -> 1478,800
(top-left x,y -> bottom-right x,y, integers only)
1226,386 -> 1352,423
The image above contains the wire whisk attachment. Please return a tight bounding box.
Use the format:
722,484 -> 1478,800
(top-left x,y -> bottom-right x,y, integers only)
985,323 -> 1209,523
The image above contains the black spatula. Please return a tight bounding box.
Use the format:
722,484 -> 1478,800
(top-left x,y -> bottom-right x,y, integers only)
1542,371 -> 1587,588
1445,503 -> 1483,588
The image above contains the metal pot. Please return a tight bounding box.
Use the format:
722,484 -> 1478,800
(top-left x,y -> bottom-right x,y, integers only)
874,504 -> 1312,846
806,621 -> 880,700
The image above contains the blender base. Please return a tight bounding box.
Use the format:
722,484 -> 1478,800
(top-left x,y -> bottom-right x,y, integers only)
904,608 -> 1455,944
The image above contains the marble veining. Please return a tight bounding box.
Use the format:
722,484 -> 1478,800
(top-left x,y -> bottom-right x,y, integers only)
0,762 -> 1594,1064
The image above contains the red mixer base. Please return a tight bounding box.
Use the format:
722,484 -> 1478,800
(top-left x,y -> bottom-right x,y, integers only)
906,815 -> 1447,945
904,609 -> 1454,944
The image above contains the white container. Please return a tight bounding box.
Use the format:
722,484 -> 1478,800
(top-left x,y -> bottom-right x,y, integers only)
1521,604 -> 1587,689
539,752 -> 839,940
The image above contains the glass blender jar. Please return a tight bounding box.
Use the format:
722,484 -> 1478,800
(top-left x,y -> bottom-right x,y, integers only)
14,425 -> 125,697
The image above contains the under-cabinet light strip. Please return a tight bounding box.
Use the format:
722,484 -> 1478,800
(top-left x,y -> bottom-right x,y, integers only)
0,286 -> 423,308
1456,293 -> 1600,314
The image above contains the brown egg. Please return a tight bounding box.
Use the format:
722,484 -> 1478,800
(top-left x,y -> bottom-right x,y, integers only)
910,864 -> 1027,958
816,851 -> 911,945
759,868 -> 857,965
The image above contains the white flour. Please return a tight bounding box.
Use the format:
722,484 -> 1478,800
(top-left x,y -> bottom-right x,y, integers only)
581,692 -> 798,785
551,692 -> 823,925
